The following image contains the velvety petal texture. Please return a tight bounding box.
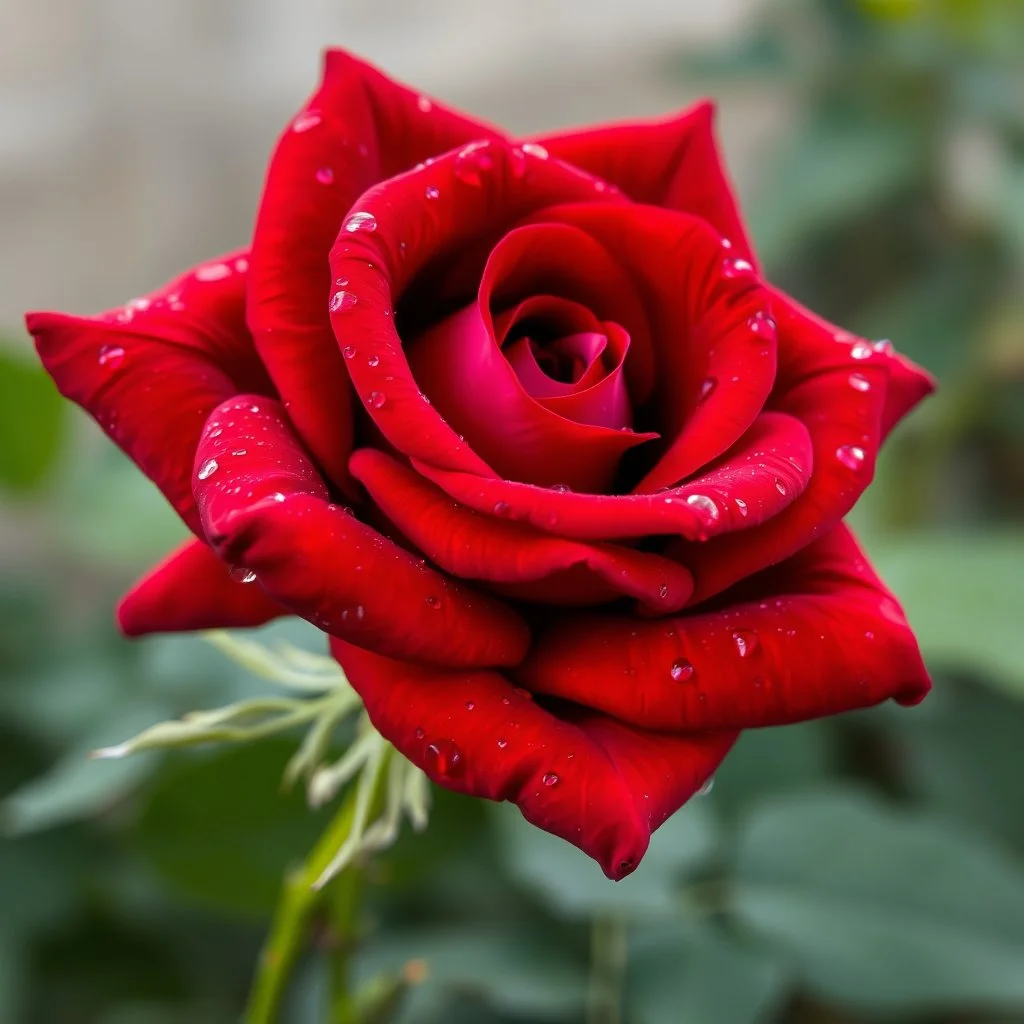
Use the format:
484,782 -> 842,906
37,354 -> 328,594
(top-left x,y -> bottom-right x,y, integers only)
29,49 -> 935,877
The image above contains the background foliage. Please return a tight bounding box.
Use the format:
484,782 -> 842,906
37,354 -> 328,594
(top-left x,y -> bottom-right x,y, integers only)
1,1 -> 1022,1021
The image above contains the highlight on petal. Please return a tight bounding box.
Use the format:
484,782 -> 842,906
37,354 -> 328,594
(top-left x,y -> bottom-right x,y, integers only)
27,251 -> 271,535
538,100 -> 756,265
350,448 -> 693,613
332,638 -> 737,879
193,396 -> 529,669
117,538 -> 284,637
248,49 -> 505,494
515,525 -> 931,731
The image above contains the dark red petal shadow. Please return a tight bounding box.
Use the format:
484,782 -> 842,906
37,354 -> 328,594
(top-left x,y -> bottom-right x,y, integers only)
27,252 -> 271,535
193,396 -> 528,669
248,50 -> 506,494
538,100 -> 756,266
332,637 -> 737,879
515,525 -> 931,730
117,538 -> 284,636
351,448 -> 693,612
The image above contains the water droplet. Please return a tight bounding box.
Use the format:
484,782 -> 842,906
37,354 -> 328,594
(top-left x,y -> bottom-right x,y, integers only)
292,111 -> 322,133
368,390 -> 386,409
342,344 -> 356,359
698,377 -> 716,402
849,372 -> 871,392
497,737 -> 508,749
330,290 -> 357,313
493,501 -> 509,516
197,458 -> 219,481
229,566 -> 257,584
732,631 -> 758,658
419,391 -> 431,404
335,277 -> 349,287
748,311 -> 777,337
425,595 -> 441,609
344,211 -> 377,233
453,142 -> 494,185
865,630 -> 875,641
315,166 -> 334,185
774,479 -> 787,496
873,338 -> 894,355
542,772 -> 559,787
424,185 -> 440,200
195,262 -> 232,282
230,448 -> 247,457
685,494 -> 719,539
98,344 -> 125,369
670,659 -> 695,683
514,687 -> 533,701
416,94 -> 433,113
464,700 -> 476,711
271,492 -> 286,503
722,257 -> 754,278
521,141 -> 549,160
850,341 -> 874,360
415,727 -> 425,739
367,354 -> 379,367
697,775 -> 715,796
721,237 -> 733,249
659,583 -> 669,599
424,739 -> 463,778
735,498 -> 749,517
836,444 -> 866,470
550,483 -> 571,493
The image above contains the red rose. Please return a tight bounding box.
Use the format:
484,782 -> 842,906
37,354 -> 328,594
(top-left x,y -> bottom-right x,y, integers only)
27,51 -> 934,879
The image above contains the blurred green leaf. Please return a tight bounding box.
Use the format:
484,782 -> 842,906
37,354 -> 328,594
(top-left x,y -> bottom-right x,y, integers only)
132,740 -> 326,917
491,798 -> 720,919
731,787 -> 1024,1011
873,532 -> 1024,697
627,919 -> 790,1024
0,344 -> 66,492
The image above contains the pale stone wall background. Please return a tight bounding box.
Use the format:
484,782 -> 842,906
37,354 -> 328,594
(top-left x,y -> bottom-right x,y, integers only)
0,0 -> 768,329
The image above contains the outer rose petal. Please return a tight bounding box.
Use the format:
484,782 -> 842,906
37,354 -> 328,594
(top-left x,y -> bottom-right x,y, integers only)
117,539 -> 284,636
27,252 -> 271,535
350,448 -> 693,613
332,637 -> 737,879
193,396 -> 529,669
249,50 -> 505,493
328,140 -> 626,480
514,525 -> 931,729
538,101 -> 755,265
681,292 -> 937,602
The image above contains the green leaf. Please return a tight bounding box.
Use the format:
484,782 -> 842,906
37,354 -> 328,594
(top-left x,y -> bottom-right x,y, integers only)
131,740 -> 326,917
871,532 -> 1024,698
0,343 -> 66,492
730,787 -> 1024,1011
491,797 -> 720,919
627,920 -> 790,1024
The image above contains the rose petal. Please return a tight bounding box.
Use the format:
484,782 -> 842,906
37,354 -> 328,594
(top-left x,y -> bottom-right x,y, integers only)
194,396 -> 529,669
538,100 -> 755,265
414,411 -> 812,541
683,291 -> 936,602
328,140 -> 627,481
515,525 -> 930,729
249,49 -> 505,493
27,252 -> 271,535
117,539 -> 284,636
332,637 -> 737,879
351,448 -> 693,612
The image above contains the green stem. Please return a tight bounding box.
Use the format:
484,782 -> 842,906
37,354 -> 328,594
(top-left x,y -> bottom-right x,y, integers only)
587,913 -> 628,1024
244,774 -> 378,1024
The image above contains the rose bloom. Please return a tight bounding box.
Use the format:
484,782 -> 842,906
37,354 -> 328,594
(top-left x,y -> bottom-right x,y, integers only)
28,51 -> 934,879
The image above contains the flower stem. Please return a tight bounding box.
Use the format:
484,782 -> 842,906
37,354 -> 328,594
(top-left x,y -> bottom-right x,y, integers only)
587,913 -> 628,1024
244,775 -> 378,1023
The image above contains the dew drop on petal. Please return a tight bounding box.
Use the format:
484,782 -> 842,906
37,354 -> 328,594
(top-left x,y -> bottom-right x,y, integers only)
748,311 -> 777,337
774,479 -> 787,496
342,345 -> 356,359
330,290 -> 357,313
697,775 -> 715,796
659,583 -> 670,599
315,167 -> 334,185
735,498 -> 749,517
464,700 -> 476,711
98,344 -> 125,369
550,483 -> 571,493
416,94 -> 433,113
849,372 -> 871,392
698,377 -> 716,402
670,659 -> 695,683
454,143 -> 494,186
722,257 -> 754,278
732,631 -> 758,658
367,354 -> 379,367
197,458 -> 219,481
292,111 -> 322,133
424,739 -> 462,778
415,727 -> 425,740
493,500 -> 509,516
425,595 -> 441,609
873,338 -> 894,355
424,185 -> 440,200
851,341 -> 874,360
368,391 -> 386,409
230,448 -> 246,457
196,263 -> 232,282
497,737 -> 508,749
542,772 -> 559,787
228,566 -> 257,584
836,444 -> 866,470
344,211 -> 377,233
521,141 -> 549,160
